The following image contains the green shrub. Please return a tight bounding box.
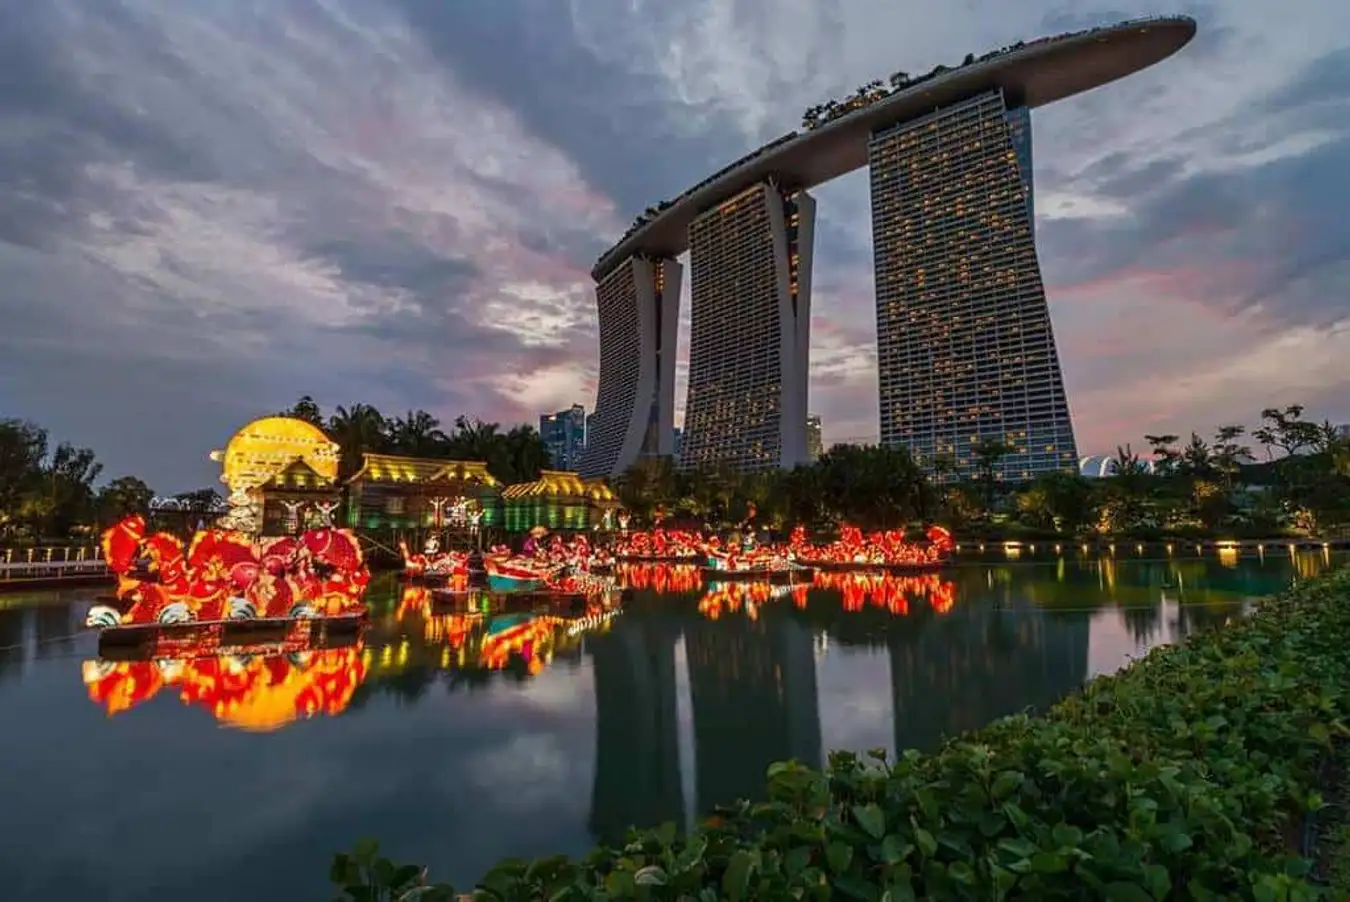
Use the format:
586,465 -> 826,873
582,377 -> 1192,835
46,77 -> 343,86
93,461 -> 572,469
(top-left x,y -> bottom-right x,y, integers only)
333,568 -> 1350,900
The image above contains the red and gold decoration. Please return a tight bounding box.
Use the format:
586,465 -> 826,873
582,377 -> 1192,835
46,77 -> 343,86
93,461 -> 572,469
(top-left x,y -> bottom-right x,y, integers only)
87,515 -> 369,628
788,524 -> 954,571
613,529 -> 704,561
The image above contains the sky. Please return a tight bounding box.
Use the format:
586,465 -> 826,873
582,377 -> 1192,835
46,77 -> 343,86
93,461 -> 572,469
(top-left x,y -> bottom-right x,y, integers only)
0,0 -> 1347,493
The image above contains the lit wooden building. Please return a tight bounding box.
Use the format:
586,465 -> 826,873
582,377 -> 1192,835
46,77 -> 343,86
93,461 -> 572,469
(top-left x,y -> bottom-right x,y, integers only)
501,470 -> 621,532
258,457 -> 343,535
345,453 -> 501,531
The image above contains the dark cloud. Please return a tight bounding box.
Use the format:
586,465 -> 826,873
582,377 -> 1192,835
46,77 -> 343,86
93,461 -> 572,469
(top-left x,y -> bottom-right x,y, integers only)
390,0 -> 841,223
1039,45 -> 1350,330
0,0 -> 1347,476
0,6 -> 210,250
310,237 -> 478,293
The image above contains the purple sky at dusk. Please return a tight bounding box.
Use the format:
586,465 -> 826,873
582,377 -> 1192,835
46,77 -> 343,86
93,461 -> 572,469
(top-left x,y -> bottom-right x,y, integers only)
0,0 -> 1347,492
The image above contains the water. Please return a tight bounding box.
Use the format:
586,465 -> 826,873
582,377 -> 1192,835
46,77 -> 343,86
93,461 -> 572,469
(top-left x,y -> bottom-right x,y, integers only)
0,550 -> 1336,900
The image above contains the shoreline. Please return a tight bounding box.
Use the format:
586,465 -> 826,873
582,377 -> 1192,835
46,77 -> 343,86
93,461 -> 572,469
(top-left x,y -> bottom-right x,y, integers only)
332,564 -> 1350,898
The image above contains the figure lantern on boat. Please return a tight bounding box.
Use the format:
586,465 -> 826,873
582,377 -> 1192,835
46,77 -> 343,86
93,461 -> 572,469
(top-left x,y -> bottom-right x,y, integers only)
400,535 -> 471,588
613,528 -> 704,561
481,526 -> 616,596
702,532 -> 810,582
787,523 -> 954,572
86,515 -> 369,628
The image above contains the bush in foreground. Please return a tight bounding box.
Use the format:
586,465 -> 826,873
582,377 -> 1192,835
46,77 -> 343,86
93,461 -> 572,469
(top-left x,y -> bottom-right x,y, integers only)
333,569 -> 1350,900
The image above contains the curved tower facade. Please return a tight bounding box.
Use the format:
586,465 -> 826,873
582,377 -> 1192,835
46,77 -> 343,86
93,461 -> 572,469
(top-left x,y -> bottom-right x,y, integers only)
577,256 -> 682,479
680,182 -> 815,472
870,89 -> 1077,479
580,19 -> 1195,479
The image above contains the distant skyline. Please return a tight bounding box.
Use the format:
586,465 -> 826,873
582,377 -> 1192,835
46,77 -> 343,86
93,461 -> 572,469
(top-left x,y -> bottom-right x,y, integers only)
1,1 -> 1347,492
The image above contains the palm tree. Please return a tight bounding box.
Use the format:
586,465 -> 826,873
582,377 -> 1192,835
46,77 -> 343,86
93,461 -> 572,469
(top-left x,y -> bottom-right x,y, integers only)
386,410 -> 449,457
329,404 -> 387,479
499,425 -> 551,484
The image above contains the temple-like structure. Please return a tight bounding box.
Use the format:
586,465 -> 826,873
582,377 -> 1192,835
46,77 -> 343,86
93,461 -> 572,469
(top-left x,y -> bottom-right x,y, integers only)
344,453 -> 500,531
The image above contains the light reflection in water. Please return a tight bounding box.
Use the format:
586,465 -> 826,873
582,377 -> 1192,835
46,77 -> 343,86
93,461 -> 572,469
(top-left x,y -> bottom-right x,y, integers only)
0,548 -> 1338,900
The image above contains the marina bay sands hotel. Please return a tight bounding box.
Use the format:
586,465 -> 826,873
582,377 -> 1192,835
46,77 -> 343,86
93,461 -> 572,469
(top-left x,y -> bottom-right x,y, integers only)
577,17 -> 1196,481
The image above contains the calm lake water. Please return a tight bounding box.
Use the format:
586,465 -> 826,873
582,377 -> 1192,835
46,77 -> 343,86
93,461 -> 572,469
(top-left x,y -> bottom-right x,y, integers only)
0,549 -> 1338,901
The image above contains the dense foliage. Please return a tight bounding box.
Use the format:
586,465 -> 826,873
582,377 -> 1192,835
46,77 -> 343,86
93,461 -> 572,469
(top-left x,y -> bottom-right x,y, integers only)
0,418 -> 152,541
617,405 -> 1350,538
289,396 -> 550,486
333,566 -> 1350,900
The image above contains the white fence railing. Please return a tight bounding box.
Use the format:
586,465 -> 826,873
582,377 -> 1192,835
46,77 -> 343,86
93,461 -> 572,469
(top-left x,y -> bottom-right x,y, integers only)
0,547 -> 110,582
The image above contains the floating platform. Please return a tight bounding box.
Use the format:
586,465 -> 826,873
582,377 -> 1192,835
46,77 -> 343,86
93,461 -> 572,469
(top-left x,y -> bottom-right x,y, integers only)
701,566 -> 814,583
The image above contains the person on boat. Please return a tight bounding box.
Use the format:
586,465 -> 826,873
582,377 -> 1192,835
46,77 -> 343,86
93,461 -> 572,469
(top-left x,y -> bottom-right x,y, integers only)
523,525 -> 548,558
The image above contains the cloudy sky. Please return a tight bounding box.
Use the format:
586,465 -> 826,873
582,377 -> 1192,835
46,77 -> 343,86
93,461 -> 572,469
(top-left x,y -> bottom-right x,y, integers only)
0,0 -> 1346,491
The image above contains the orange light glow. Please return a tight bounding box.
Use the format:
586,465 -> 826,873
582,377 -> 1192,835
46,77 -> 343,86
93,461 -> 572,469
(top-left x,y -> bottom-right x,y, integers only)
82,646 -> 366,731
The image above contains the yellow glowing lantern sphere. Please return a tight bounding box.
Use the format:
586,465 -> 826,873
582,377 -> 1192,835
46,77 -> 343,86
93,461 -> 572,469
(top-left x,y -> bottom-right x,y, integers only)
210,416 -> 340,493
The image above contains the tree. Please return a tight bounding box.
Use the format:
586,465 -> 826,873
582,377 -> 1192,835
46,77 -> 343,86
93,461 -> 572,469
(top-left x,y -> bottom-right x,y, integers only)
0,419 -> 47,529
329,404 -> 387,479
1143,434 -> 1181,477
97,476 -> 154,524
1177,433 -> 1214,479
38,442 -> 103,537
497,424 -> 551,485
1017,471 -> 1096,534
971,438 -> 1015,516
283,395 -> 326,428
1210,425 -> 1250,491
1253,405 -> 1320,459
385,410 -> 449,457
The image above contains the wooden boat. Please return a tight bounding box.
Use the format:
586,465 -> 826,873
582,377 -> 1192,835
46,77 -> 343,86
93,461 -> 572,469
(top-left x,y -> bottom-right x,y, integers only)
94,611 -> 366,658
483,556 -> 557,593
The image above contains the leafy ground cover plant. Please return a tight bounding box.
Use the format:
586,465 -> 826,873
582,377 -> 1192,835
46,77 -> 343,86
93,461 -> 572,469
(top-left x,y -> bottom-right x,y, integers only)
333,568 -> 1350,900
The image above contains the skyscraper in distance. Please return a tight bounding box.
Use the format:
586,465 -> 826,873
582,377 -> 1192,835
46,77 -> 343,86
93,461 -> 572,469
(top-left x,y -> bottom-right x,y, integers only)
806,414 -> 823,461
870,90 -> 1077,480
539,404 -> 587,470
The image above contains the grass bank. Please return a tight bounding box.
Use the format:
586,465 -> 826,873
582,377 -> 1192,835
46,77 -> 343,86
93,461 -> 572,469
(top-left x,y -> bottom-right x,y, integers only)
333,568 -> 1350,900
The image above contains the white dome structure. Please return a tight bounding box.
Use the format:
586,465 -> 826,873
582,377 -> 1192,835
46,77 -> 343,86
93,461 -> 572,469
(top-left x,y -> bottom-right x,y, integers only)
1078,455 -> 1157,478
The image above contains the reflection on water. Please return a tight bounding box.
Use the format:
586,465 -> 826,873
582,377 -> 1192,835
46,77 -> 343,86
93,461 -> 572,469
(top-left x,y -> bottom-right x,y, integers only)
0,551 -> 1340,902
82,648 -> 366,729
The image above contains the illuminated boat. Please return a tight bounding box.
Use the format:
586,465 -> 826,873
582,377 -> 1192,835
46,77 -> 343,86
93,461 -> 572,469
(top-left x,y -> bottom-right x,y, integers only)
789,524 -> 954,573
399,538 -> 471,585
701,551 -> 812,583
85,516 -> 369,632
483,556 -> 557,593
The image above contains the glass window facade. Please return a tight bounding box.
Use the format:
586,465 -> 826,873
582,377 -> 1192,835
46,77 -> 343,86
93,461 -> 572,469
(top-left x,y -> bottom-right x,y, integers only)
681,182 -> 814,473
870,89 -> 1077,481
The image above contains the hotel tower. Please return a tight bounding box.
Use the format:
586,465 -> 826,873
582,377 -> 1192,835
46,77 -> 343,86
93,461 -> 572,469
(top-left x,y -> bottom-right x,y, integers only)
679,183 -> 815,472
870,91 -> 1076,479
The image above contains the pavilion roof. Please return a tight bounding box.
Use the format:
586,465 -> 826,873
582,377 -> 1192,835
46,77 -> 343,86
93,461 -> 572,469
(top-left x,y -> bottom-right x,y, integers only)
347,453 -> 499,486
502,470 -> 616,502
260,456 -> 337,490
